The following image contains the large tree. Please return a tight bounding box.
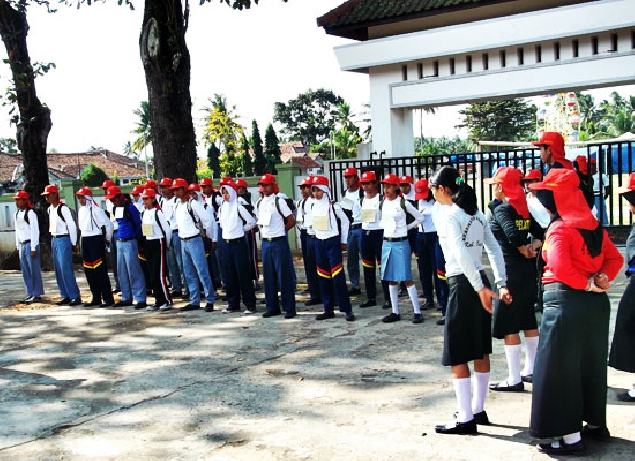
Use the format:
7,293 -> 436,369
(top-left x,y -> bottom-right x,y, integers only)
0,0 -> 52,212
273,88 -> 345,145
264,123 -> 280,174
252,120 -> 265,176
241,134 -> 253,176
457,98 -> 536,143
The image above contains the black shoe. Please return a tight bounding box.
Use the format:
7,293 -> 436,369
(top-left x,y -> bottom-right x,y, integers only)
100,302 -> 114,308
617,391 -> 635,402
316,312 -> 335,320
262,311 -> 281,318
171,290 -> 182,298
489,380 -> 524,392
521,374 -> 533,383
436,317 -> 446,326
56,297 -> 71,306
398,289 -> 408,298
538,439 -> 585,455
473,411 -> 491,426
259,299 -> 267,305
435,419 -> 477,435
180,304 -> 200,312
422,302 -> 435,311
204,304 -> 214,312
284,313 -> 296,319
359,299 -> 376,308
135,302 -> 147,310
114,300 -> 133,307
346,312 -> 356,322
112,288 -> 121,294
348,288 -> 362,296
412,313 -> 423,324
382,301 -> 391,310
83,300 -> 101,307
69,298 -> 82,306
304,299 -> 323,306
382,313 -> 401,323
581,424 -> 611,442
181,292 -> 190,300
221,306 -> 241,313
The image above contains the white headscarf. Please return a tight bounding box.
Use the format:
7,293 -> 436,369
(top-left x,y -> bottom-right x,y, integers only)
219,185 -> 239,232
315,184 -> 331,200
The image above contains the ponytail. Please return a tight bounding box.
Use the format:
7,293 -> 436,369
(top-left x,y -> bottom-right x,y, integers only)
452,182 -> 477,216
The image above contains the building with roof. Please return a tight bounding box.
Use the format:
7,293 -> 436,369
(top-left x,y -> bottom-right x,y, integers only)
318,0 -> 635,157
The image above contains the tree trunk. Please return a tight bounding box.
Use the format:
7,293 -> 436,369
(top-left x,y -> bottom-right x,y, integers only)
0,1 -> 52,235
140,0 -> 197,182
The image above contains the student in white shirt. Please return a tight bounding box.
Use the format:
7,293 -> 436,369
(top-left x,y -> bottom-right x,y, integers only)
342,167 -> 364,295
297,176 -> 321,305
430,167 -> 511,435
13,190 -> 44,304
100,179 -> 120,294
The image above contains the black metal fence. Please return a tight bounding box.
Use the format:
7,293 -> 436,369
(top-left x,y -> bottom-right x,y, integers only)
328,140 -> 635,231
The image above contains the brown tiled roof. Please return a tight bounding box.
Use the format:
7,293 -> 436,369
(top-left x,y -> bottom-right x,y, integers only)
279,142 -> 310,163
0,150 -> 150,183
290,156 -> 320,170
318,0 -> 526,40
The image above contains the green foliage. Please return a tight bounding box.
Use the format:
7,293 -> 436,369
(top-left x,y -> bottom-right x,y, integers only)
207,144 -> 221,178
252,120 -> 266,176
202,94 -> 244,154
264,123 -> 281,174
274,88 -> 345,145
196,167 -> 213,181
112,170 -> 119,185
80,163 -> 109,187
457,99 -> 536,143
131,101 -> 151,154
241,135 -> 253,176
415,136 -> 473,156
0,138 -> 18,153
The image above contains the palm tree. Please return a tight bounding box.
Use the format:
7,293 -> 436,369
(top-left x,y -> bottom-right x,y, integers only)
122,141 -> 134,158
131,101 -> 152,177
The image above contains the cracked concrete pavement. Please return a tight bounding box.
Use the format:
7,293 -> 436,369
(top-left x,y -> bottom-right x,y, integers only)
1,258 -> 635,460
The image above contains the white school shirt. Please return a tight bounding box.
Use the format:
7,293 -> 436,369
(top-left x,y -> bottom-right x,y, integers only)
296,197 -> 313,231
592,173 -> 610,194
219,203 -> 256,240
360,194 -> 382,231
437,204 -> 506,292
311,197 -> 349,243
527,195 -> 551,229
141,207 -> 172,245
159,196 -> 176,228
78,199 -> 113,240
15,208 -> 39,249
344,188 -> 363,224
47,204 -> 78,245
418,199 -> 437,233
106,199 -> 118,230
256,195 -> 292,239
173,198 -> 216,240
379,197 -> 423,238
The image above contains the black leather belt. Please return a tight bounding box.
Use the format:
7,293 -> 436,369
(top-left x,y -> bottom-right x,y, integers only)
351,224 -> 362,230
263,236 -> 285,242
224,237 -> 244,244
117,237 -> 135,242
20,239 -> 31,244
181,235 -> 200,241
384,236 -> 407,242
52,234 -> 69,239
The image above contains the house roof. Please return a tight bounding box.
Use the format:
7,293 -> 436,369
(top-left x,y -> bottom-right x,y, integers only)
317,0 -> 584,40
0,150 -> 150,183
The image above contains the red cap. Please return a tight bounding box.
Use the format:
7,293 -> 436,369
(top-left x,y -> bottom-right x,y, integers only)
299,176 -> 313,186
529,168 -> 580,192
360,171 -> 376,183
522,169 -> 542,181
414,178 -> 429,200
381,174 -> 400,186
219,177 -> 236,188
142,189 -> 156,199
617,173 -> 635,194
532,132 -> 566,161
258,174 -> 276,185
484,167 -> 528,218
75,186 -> 93,196
131,185 -> 145,195
171,178 -> 188,189
483,167 -> 523,186
188,183 -> 200,192
100,179 -> 115,190
144,179 -> 158,190
13,190 -> 28,200
575,155 -> 588,175
399,175 -> 414,185
235,178 -> 248,189
311,175 -> 329,187
105,186 -> 122,200
343,167 -> 358,177
199,177 -> 213,187
159,177 -> 173,187
41,184 -> 59,195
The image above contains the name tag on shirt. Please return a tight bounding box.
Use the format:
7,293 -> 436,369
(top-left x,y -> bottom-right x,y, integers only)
114,207 -> 124,219
313,215 -> 329,231
142,223 -> 154,237
361,209 -> 376,223
49,211 -> 58,233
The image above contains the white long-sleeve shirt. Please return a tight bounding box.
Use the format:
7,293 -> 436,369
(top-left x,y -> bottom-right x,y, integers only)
219,203 -> 256,239
361,194 -> 382,231
344,188 -> 363,224
174,198 -> 216,240
15,208 -> 39,249
256,195 -> 292,239
47,203 -> 78,245
78,200 -> 113,240
380,197 -> 423,238
311,198 -> 349,243
141,207 -> 172,245
438,204 -> 506,292
159,196 -> 176,230
418,199 -> 438,233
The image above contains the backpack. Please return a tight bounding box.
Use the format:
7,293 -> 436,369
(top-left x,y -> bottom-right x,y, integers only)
53,202 -> 81,238
256,197 -> 290,225
185,199 -> 207,236
17,207 -> 34,226
379,197 -> 416,225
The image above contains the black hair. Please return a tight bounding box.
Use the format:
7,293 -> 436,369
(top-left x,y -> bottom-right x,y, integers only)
430,166 -> 477,215
535,190 -> 557,214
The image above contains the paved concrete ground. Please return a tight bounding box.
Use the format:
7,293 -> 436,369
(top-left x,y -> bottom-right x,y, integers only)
1,257 -> 635,460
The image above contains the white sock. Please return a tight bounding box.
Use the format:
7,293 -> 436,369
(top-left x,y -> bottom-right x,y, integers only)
522,336 -> 539,376
407,284 -> 421,314
389,284 -> 399,314
472,371 -> 489,414
628,388 -> 635,398
562,432 -> 581,444
505,344 -> 522,385
452,377 -> 473,423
